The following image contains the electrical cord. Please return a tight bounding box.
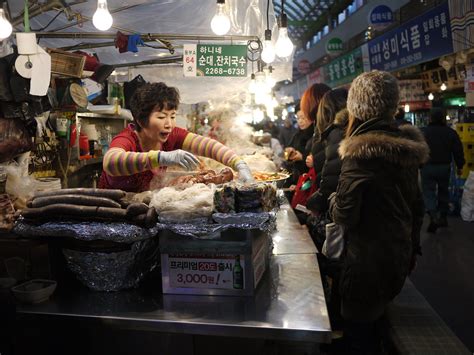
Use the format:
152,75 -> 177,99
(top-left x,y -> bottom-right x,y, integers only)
30,9 -> 64,31
266,0 -> 270,30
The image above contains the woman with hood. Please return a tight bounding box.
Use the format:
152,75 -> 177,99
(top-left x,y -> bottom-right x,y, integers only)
329,71 -> 428,354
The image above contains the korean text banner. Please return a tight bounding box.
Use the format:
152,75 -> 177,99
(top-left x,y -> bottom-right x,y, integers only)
323,46 -> 365,87
183,44 -> 247,77
368,2 -> 453,72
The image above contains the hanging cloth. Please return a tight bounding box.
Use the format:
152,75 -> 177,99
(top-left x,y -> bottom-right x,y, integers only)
127,34 -> 144,53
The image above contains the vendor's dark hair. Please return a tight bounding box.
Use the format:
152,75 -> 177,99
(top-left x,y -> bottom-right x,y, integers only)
130,82 -> 180,131
316,88 -> 348,134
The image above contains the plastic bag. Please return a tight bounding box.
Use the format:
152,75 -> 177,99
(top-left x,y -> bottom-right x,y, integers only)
5,154 -> 37,206
461,171 -> 474,222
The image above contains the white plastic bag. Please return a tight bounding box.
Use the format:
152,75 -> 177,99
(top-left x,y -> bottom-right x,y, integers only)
461,171 -> 474,222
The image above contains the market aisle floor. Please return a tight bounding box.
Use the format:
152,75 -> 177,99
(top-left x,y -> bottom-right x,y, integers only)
410,215 -> 474,352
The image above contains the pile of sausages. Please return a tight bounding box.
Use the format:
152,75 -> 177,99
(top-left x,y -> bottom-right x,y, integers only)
22,188 -> 157,228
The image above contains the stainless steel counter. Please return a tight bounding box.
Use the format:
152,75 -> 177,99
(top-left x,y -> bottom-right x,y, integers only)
16,202 -> 330,343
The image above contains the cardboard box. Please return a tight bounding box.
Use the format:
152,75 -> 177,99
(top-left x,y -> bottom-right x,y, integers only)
160,228 -> 272,296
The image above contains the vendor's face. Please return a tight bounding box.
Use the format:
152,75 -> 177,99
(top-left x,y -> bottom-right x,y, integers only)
143,108 -> 177,143
296,110 -> 312,130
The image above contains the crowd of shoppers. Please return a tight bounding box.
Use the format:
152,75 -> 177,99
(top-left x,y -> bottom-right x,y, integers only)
277,70 -> 465,355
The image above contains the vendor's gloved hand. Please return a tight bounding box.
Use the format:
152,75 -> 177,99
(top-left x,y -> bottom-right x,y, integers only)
235,161 -> 255,184
158,149 -> 200,170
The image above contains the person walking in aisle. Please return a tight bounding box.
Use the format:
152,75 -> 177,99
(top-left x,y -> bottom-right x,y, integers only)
421,108 -> 465,232
330,71 -> 428,354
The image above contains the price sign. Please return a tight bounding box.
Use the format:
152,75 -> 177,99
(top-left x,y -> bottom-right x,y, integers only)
183,44 -> 247,77
168,254 -> 245,290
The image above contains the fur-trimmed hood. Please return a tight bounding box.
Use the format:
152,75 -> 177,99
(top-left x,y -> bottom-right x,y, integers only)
338,124 -> 429,166
334,108 -> 349,126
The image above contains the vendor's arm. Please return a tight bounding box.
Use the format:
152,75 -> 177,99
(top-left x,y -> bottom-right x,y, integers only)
103,148 -> 199,176
103,148 -> 159,176
182,132 -> 254,183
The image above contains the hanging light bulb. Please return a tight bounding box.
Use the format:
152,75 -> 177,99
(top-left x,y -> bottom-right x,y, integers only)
261,29 -> 276,64
249,73 -> 257,94
440,82 -> 447,91
404,104 -> 410,113
211,0 -> 231,36
264,66 -> 276,89
275,13 -> 294,58
255,70 -> 270,94
93,0 -> 113,31
428,93 -> 434,101
253,108 -> 264,123
0,9 -> 12,40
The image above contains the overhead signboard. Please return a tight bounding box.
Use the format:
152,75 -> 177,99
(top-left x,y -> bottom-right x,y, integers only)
307,68 -> 322,85
326,37 -> 344,56
323,45 -> 369,87
421,65 -> 465,92
368,2 -> 453,72
297,59 -> 311,74
368,5 -> 394,30
183,44 -> 247,77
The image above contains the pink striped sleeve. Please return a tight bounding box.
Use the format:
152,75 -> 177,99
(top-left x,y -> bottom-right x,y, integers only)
182,133 -> 241,168
103,148 -> 159,176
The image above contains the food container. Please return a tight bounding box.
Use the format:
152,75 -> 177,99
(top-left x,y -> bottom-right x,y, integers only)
11,279 -> 57,304
159,228 -> 272,296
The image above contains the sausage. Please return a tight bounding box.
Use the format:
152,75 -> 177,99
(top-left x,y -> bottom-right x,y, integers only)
126,203 -> 149,217
145,207 -> 158,227
30,195 -> 122,209
33,188 -> 126,201
21,204 -> 127,220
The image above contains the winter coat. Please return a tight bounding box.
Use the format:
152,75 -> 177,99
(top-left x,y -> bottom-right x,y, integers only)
421,124 -> 465,169
330,118 -> 428,321
311,134 -> 326,187
307,109 -> 348,213
285,123 -> 314,185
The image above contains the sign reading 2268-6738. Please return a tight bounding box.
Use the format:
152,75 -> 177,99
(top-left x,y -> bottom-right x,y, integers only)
183,44 -> 247,77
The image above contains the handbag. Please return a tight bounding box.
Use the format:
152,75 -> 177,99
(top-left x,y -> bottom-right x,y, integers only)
290,167 -> 318,209
322,222 -> 346,260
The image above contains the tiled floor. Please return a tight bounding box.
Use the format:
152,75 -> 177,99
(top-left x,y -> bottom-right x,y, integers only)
410,215 -> 474,352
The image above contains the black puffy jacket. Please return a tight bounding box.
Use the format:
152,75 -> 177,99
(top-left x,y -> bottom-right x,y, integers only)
330,118 -> 428,321
307,109 -> 348,213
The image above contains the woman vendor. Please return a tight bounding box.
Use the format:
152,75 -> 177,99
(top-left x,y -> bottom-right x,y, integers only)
99,82 -> 253,192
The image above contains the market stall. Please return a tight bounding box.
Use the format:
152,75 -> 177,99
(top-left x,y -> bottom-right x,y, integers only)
0,1 -> 334,353
12,201 -> 329,355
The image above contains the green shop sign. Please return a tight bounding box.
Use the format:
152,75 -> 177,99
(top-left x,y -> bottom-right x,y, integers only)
326,37 -> 343,55
183,44 -> 247,77
323,47 -> 365,87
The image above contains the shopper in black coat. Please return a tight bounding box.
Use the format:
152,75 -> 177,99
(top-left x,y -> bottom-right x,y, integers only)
284,113 -> 314,185
307,88 -> 348,214
421,108 -> 465,232
330,71 -> 429,354
299,83 -> 331,185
